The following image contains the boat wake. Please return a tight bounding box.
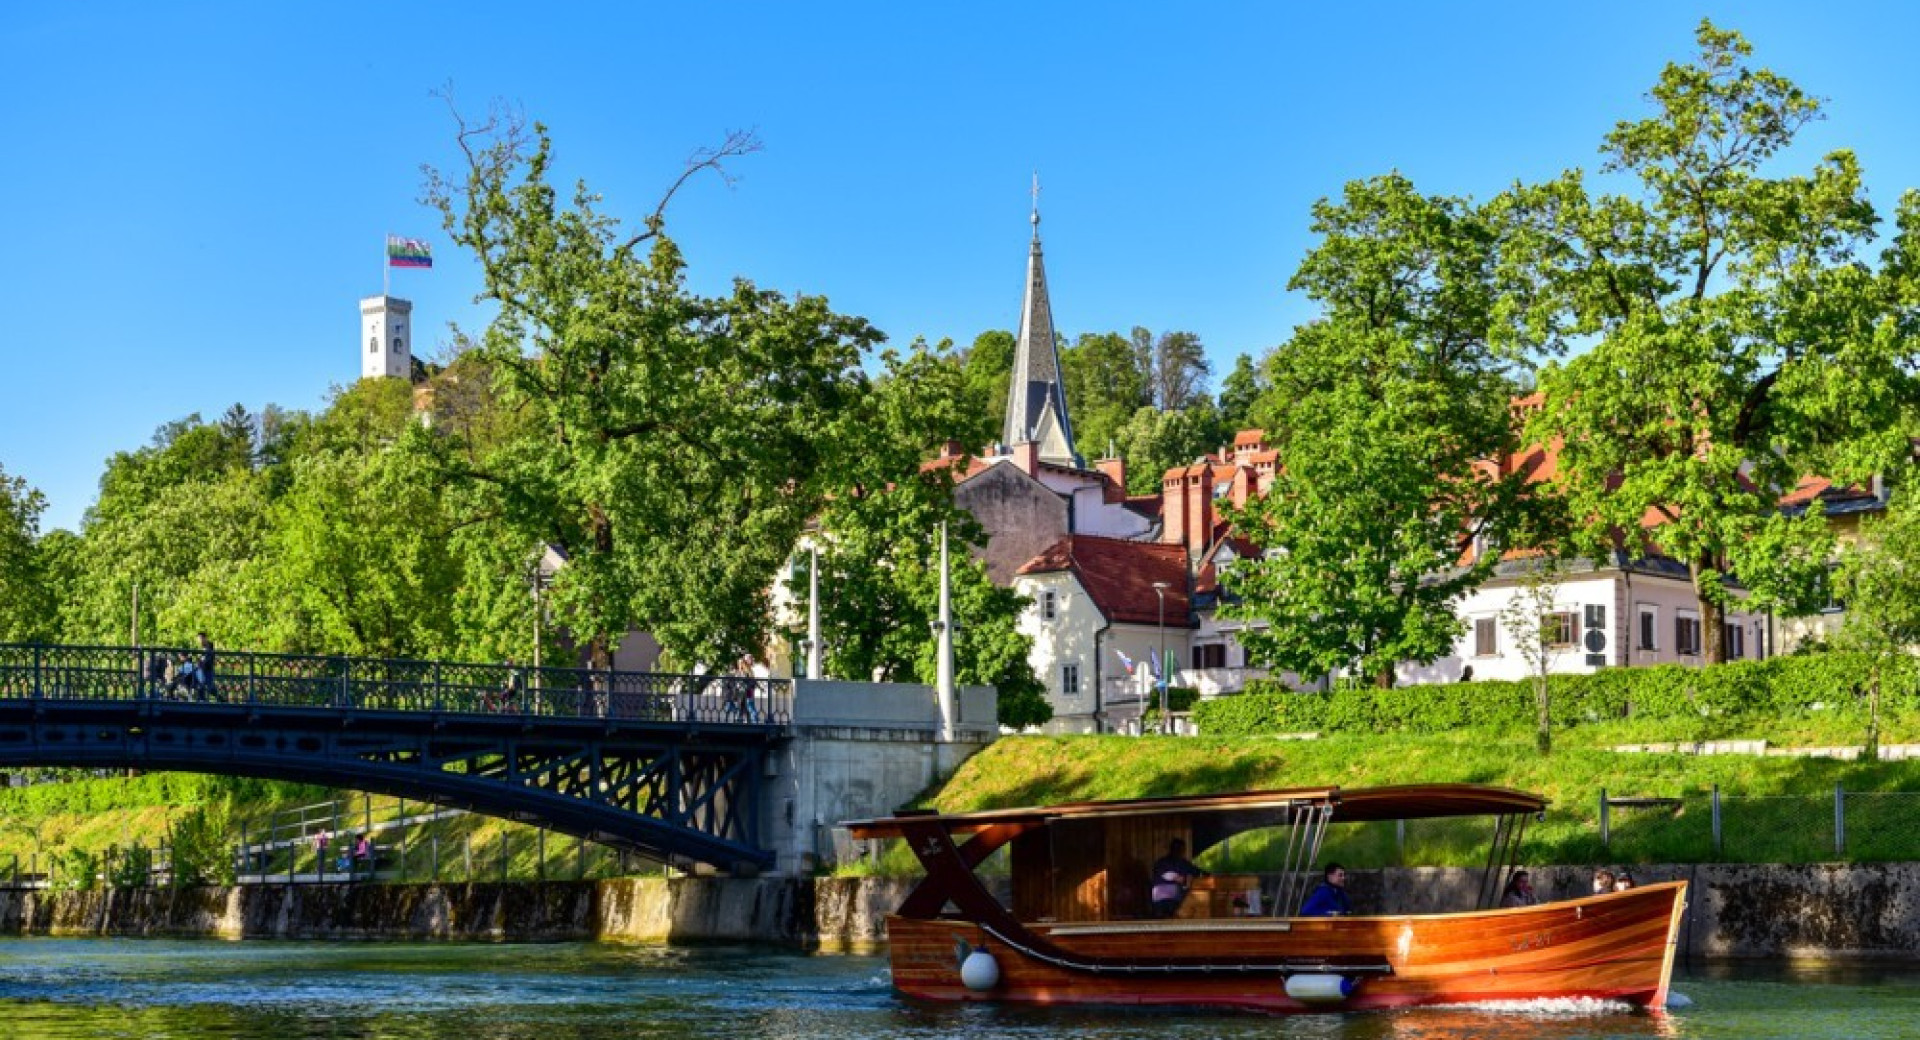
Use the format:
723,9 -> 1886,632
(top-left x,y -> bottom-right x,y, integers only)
1433,996 -> 1638,1016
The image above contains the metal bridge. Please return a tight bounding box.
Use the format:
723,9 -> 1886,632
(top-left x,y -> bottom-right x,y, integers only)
0,644 -> 792,872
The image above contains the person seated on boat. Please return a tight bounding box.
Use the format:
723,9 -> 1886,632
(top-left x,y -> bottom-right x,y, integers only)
1299,863 -> 1352,917
1591,868 -> 1615,895
1149,839 -> 1206,918
1614,871 -> 1635,891
1499,870 -> 1537,908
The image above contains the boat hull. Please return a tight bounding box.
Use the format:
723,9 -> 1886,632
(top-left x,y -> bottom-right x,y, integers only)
884,880 -> 1686,1013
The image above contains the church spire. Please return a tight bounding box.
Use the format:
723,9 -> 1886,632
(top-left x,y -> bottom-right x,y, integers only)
1001,174 -> 1080,467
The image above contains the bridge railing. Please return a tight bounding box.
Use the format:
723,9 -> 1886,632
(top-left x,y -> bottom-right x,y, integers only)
0,644 -> 791,725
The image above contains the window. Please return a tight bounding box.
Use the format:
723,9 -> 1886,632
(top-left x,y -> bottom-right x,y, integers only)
1638,606 -> 1658,651
1541,611 -> 1579,649
1473,618 -> 1498,657
1192,644 -> 1227,670
1723,622 -> 1745,661
1040,590 -> 1057,622
393,335 -> 404,354
1675,614 -> 1702,656
1061,664 -> 1080,695
368,336 -> 378,355
1817,564 -> 1847,614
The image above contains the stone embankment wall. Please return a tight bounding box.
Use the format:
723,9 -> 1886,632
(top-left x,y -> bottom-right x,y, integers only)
1,865 -> 1917,959
0,877 -> 914,949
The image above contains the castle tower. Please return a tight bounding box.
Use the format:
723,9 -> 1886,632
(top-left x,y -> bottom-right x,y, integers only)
360,295 -> 413,381
1000,176 -> 1080,467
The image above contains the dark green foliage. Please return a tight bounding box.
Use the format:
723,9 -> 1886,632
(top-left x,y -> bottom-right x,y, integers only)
1194,653 -> 1906,738
168,798 -> 236,887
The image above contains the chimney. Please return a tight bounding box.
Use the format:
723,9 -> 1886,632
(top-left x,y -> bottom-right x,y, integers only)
1184,467 -> 1213,558
940,439 -> 966,459
1096,456 -> 1127,491
1162,468 -> 1188,547
1012,439 -> 1040,476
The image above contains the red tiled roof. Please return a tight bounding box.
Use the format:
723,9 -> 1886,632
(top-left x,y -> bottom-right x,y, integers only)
1233,429 -> 1267,447
1014,535 -> 1191,626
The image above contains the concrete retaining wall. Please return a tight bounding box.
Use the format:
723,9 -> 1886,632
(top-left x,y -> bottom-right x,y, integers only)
7,864 -> 1920,958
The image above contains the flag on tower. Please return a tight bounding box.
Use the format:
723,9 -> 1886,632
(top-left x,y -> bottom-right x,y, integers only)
387,235 -> 433,268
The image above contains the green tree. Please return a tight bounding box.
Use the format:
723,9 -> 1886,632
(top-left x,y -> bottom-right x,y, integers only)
1223,175 -> 1533,687
1149,329 -> 1211,411
1114,403 -> 1229,495
961,330 -> 1015,445
1215,353 -> 1265,432
60,415 -> 275,647
423,110 -> 882,671
0,464 -> 54,642
803,344 -> 1048,727
1504,22 -> 1920,662
1061,330 -> 1150,461
1497,557 -> 1568,755
1832,490 -> 1920,757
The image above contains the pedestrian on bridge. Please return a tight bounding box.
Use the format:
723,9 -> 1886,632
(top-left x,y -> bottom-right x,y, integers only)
145,654 -> 171,698
197,632 -> 217,700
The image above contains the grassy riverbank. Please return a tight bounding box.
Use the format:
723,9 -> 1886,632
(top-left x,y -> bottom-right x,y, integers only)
895,732 -> 1920,872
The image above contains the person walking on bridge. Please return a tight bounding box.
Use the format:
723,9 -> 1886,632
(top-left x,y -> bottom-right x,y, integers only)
196,632 -> 217,700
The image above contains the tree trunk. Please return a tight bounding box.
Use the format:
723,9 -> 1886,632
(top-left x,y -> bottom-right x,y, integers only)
1692,555 -> 1727,665
1373,667 -> 1394,690
1534,673 -> 1552,756
588,505 -> 615,672
1867,665 -> 1882,761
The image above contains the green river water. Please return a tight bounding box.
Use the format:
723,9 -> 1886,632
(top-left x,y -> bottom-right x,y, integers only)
0,940 -> 1913,1039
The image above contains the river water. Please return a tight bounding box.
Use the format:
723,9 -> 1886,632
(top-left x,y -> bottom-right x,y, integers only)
0,940 -> 1911,1039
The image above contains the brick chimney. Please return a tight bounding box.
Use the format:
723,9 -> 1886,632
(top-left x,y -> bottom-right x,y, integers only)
1162,467 -> 1189,547
1184,467 -> 1213,558
1096,455 -> 1126,492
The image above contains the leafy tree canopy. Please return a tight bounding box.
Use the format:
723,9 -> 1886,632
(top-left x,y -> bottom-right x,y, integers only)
1505,23 -> 1920,662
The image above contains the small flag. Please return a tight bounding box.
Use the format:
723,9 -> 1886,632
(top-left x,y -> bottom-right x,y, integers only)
387,235 -> 433,268
1115,648 -> 1136,675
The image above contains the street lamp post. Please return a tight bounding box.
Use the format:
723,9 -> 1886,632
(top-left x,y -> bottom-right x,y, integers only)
1152,581 -> 1171,736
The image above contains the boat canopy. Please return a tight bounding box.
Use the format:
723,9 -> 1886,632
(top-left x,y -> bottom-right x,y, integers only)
844,783 -> 1545,841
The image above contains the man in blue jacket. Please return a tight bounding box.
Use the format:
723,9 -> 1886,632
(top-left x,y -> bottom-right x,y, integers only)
1300,863 -> 1353,916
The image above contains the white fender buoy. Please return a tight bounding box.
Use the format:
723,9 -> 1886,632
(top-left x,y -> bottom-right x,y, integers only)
1284,973 -> 1356,1004
960,946 -> 1001,991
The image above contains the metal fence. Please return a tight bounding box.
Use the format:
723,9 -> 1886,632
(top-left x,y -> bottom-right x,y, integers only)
0,643 -> 792,726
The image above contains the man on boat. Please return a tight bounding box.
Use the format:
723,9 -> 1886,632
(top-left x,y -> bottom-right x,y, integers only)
1299,863 -> 1352,916
1149,839 -> 1205,917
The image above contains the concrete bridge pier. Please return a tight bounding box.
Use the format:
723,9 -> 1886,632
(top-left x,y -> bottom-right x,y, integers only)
758,679 -> 997,876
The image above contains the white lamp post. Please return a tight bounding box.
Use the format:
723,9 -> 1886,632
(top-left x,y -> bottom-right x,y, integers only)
1152,581 -> 1171,735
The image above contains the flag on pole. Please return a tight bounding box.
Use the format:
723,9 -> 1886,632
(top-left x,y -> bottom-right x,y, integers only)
386,235 -> 433,268
1115,648 -> 1137,675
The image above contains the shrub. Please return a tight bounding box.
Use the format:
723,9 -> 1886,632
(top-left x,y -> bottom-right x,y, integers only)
1193,652 -> 1906,738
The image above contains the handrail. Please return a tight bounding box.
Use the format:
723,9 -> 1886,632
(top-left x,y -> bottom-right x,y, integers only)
0,642 -> 793,726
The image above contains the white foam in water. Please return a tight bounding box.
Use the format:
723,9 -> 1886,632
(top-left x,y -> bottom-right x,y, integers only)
1438,996 -> 1638,1016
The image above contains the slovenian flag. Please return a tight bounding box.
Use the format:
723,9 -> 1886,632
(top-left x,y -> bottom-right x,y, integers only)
387,235 -> 433,268
1115,648 -> 1136,675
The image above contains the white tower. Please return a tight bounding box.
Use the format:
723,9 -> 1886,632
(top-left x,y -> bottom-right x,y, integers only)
360,295 -> 413,381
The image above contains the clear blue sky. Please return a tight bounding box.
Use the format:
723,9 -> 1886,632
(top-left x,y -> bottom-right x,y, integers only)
5,2 -> 1918,532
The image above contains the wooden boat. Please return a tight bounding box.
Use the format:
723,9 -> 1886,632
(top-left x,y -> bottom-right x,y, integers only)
845,784 -> 1686,1013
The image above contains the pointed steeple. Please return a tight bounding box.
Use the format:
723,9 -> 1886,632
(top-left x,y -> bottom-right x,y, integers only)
1001,175 -> 1080,467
